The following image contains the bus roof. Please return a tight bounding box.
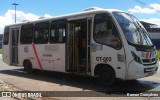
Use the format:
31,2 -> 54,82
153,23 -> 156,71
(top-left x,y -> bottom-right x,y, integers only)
5,7 -> 125,27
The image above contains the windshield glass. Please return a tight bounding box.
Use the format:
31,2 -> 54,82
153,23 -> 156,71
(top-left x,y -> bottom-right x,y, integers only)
113,12 -> 153,46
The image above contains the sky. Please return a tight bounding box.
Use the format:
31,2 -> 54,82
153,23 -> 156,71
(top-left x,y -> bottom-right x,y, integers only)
0,0 -> 160,34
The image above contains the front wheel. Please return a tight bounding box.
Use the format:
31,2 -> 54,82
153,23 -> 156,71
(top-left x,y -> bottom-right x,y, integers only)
98,67 -> 115,86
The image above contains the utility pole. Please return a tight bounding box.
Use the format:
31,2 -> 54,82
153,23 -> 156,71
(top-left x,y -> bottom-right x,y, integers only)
12,3 -> 19,23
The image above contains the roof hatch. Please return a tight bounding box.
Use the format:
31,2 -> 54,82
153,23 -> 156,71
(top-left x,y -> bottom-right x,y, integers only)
83,7 -> 103,11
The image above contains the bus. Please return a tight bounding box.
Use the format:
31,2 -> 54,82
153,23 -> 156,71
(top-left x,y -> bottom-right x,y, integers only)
2,7 -> 159,86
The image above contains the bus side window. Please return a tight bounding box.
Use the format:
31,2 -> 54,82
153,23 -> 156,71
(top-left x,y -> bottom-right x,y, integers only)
20,24 -> 33,44
3,27 -> 9,45
50,20 -> 66,43
58,29 -> 65,43
50,29 -> 56,43
94,13 -> 121,49
34,22 -> 49,44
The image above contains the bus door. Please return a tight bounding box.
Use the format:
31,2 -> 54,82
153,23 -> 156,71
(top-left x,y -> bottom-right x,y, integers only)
66,18 -> 92,74
10,28 -> 19,65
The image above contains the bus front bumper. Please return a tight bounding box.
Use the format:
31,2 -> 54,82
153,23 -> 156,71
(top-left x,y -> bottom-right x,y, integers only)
127,60 -> 159,80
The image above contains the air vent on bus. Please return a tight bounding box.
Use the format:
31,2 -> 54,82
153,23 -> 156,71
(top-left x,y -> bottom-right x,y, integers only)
22,20 -> 29,22
83,7 -> 103,11
39,17 -> 46,19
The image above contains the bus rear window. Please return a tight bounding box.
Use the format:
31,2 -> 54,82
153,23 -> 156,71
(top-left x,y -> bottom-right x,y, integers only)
3,27 -> 9,45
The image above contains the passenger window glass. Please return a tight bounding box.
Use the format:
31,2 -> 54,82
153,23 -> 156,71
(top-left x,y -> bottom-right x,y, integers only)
34,22 -> 49,44
20,24 -> 33,44
3,27 -> 9,45
94,14 -> 121,49
50,20 -> 66,43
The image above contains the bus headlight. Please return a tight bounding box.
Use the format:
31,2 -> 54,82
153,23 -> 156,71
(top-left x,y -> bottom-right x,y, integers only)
131,51 -> 142,64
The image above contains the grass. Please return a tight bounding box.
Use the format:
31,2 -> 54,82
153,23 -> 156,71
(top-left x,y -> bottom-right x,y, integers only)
0,87 -> 8,91
157,50 -> 160,60
0,81 -> 8,91
0,49 -> 2,54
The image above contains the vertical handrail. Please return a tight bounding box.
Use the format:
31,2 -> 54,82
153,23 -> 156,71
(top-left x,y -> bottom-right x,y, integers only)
86,18 -> 89,74
72,22 -> 75,71
87,18 -> 92,74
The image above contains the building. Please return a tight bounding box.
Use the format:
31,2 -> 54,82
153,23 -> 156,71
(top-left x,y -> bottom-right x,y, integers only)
141,21 -> 160,49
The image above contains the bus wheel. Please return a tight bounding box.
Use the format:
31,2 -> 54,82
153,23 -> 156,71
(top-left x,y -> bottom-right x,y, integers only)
98,67 -> 115,86
24,60 -> 33,74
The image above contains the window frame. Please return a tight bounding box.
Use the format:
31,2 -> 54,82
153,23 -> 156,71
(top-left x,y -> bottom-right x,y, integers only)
93,13 -> 122,50
3,27 -> 10,45
49,19 -> 66,44
34,21 -> 49,44
20,24 -> 34,44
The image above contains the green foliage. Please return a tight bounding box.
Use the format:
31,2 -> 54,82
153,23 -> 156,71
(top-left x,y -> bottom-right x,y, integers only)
0,49 -> 2,54
0,87 -> 7,91
157,50 -> 160,60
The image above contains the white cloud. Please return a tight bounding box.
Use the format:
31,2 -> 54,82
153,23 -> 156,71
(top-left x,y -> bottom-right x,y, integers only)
128,3 -> 160,14
150,4 -> 160,11
141,18 -> 160,27
44,14 -> 52,18
128,6 -> 156,14
0,10 -> 52,34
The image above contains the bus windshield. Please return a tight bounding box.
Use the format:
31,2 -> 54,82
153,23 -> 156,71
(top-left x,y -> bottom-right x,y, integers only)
113,12 -> 153,46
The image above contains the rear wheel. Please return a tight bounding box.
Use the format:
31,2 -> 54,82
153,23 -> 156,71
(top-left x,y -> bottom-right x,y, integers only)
24,60 -> 33,74
98,67 -> 115,86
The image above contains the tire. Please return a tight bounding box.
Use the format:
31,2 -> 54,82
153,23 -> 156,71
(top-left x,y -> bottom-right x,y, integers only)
24,60 -> 33,74
98,67 -> 115,86
127,79 -> 138,83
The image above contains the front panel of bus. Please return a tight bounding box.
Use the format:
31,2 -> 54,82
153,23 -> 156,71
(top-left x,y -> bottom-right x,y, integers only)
113,12 -> 159,79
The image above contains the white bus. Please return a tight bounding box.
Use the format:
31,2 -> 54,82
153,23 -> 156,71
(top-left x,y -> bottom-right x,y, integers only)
2,7 -> 159,85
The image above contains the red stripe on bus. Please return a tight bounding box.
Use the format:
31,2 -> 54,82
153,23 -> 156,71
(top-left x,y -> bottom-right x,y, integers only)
146,52 -> 149,59
32,44 -> 42,70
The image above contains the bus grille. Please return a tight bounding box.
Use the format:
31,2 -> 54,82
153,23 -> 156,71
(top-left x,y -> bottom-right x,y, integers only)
142,58 -> 156,65
144,67 -> 158,73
